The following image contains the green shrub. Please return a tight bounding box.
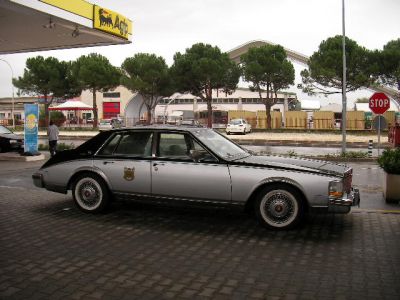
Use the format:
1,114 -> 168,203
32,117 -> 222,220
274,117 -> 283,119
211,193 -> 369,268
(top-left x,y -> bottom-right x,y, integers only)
378,148 -> 400,174
286,150 -> 298,157
323,151 -> 369,159
340,151 -> 368,159
38,142 -> 75,151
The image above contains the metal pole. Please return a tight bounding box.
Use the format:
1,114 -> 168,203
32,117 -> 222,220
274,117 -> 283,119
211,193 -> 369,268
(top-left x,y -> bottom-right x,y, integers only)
368,140 -> 373,157
163,98 -> 175,124
378,116 -> 381,156
0,58 -> 15,128
341,0 -> 347,155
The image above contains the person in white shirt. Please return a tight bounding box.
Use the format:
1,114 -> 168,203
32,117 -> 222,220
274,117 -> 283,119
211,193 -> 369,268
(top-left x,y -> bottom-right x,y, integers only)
47,120 -> 59,157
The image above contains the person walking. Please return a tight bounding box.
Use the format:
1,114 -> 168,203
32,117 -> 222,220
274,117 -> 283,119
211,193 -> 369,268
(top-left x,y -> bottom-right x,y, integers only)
47,120 -> 59,157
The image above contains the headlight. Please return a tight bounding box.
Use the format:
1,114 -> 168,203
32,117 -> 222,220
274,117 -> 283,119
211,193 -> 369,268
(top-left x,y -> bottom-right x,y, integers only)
329,180 -> 343,198
9,140 -> 18,144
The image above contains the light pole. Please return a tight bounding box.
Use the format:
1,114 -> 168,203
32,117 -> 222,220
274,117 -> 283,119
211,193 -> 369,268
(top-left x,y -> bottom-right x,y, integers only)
341,0 -> 347,155
0,58 -> 15,128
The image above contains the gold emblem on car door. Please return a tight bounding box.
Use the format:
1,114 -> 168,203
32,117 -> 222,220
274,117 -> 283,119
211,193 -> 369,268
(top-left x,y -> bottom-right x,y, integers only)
123,167 -> 135,181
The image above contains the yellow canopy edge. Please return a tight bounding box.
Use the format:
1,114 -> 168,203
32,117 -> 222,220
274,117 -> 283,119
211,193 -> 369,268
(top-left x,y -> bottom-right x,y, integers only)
40,0 -> 93,19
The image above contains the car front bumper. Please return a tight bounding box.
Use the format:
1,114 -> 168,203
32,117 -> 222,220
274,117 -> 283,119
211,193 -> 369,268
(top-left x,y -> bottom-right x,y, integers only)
32,172 -> 44,188
328,188 -> 360,213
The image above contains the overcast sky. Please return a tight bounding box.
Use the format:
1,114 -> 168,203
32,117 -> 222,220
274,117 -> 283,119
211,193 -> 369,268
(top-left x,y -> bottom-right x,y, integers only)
0,0 -> 399,106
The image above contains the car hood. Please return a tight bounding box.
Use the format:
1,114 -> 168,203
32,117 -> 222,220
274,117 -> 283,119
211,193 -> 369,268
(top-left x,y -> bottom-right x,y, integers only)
0,133 -> 23,140
235,154 -> 350,177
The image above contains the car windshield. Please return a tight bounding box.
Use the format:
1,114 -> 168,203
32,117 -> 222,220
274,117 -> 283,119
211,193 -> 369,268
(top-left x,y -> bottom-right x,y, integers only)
0,125 -> 12,134
191,129 -> 250,160
230,119 -> 242,125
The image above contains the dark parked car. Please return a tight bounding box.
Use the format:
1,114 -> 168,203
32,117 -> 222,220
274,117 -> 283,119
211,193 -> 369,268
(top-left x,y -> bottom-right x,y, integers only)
179,119 -> 203,127
32,126 -> 360,229
0,125 -> 24,153
111,117 -> 124,129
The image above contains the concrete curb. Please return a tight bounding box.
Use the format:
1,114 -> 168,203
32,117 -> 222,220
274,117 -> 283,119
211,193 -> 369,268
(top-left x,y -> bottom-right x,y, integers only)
0,153 -> 45,161
231,138 -> 391,148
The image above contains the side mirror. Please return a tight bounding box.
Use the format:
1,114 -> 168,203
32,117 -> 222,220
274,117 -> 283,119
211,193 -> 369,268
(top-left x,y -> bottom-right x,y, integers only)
189,149 -> 202,162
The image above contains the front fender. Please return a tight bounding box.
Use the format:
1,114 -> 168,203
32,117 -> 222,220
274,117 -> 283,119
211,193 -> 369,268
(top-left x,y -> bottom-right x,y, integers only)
247,176 -> 306,202
67,166 -> 112,191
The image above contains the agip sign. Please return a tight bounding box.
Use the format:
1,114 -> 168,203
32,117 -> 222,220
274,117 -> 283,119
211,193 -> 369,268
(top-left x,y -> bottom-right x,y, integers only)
93,5 -> 131,40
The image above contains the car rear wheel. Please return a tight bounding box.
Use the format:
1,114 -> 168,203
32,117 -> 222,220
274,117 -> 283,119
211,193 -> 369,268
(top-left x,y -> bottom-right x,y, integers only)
72,173 -> 110,213
254,184 -> 304,229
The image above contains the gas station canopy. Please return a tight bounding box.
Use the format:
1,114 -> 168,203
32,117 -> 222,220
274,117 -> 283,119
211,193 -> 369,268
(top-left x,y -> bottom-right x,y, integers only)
0,0 -> 132,54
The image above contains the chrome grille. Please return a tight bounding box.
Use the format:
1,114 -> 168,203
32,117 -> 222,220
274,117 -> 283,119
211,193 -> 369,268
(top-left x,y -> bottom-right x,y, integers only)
343,168 -> 353,194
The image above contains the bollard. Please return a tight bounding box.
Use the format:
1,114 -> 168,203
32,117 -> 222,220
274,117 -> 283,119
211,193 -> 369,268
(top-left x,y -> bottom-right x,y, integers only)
368,140 -> 373,157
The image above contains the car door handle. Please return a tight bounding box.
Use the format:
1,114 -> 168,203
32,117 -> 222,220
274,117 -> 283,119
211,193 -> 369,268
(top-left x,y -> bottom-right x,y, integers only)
103,161 -> 114,165
153,163 -> 165,167
153,162 -> 164,171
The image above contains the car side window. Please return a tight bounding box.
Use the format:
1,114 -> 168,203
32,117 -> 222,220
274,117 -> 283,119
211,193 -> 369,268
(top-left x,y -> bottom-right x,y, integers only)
97,134 -> 122,155
189,138 -> 218,163
107,132 -> 153,157
158,133 -> 190,158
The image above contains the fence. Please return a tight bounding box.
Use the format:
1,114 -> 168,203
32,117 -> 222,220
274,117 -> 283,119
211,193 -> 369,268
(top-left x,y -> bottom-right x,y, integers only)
256,111 -> 282,129
2,110 -> 396,131
225,110 -> 397,130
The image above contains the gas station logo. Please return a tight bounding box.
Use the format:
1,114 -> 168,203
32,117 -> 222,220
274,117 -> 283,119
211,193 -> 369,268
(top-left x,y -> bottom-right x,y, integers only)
94,5 -> 130,39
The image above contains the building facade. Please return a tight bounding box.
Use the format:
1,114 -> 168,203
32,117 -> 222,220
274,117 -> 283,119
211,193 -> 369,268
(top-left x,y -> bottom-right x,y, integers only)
79,86 -> 298,125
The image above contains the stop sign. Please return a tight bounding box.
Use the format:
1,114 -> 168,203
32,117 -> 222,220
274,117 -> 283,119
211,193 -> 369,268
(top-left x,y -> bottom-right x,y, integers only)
369,92 -> 390,114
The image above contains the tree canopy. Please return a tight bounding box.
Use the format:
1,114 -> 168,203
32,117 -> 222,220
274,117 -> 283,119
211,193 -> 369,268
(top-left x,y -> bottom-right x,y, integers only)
379,39 -> 400,89
241,44 -> 295,129
13,56 -> 80,127
72,53 -> 121,128
171,43 -> 241,128
299,35 -> 375,96
121,53 -> 172,124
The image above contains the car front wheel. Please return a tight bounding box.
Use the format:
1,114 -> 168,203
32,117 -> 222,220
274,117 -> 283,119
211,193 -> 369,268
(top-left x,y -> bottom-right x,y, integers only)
72,173 -> 110,213
254,184 -> 304,229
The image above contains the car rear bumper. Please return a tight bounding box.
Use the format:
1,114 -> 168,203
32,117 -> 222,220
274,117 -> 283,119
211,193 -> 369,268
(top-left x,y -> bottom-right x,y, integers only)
328,188 -> 360,213
226,128 -> 245,133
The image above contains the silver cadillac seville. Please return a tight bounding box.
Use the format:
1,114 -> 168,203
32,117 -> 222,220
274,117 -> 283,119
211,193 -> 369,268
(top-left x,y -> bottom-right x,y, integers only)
32,126 -> 360,229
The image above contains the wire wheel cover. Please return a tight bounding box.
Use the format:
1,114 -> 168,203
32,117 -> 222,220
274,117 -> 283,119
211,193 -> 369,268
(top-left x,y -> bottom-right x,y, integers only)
260,189 -> 298,226
75,178 -> 103,210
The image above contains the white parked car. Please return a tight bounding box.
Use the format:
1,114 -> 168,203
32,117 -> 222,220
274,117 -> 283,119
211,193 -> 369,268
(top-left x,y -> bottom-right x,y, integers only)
98,119 -> 112,130
226,119 -> 252,135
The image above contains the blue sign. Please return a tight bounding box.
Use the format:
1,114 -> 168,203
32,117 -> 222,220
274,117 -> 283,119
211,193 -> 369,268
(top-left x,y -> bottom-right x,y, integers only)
24,104 -> 39,153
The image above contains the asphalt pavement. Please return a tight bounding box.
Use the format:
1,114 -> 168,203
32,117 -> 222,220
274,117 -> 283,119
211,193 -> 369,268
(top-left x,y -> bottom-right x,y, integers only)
1,132 -> 399,299
0,158 -> 399,300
